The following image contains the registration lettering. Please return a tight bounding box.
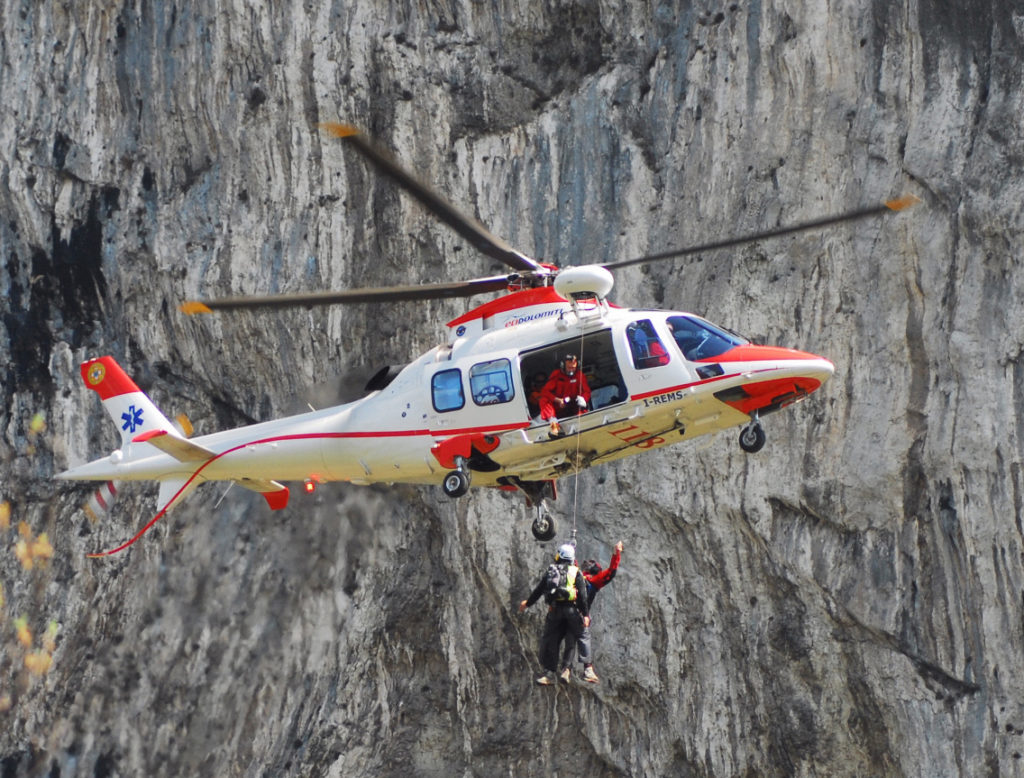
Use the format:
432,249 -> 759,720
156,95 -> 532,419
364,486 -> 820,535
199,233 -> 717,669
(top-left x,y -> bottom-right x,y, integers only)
642,389 -> 685,408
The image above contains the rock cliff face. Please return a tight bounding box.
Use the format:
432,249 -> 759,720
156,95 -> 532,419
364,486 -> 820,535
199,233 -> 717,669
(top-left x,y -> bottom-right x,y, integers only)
2,1 -> 1023,775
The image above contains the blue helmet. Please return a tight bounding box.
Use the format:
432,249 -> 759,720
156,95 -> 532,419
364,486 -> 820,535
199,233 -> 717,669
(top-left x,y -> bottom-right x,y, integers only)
555,543 -> 576,563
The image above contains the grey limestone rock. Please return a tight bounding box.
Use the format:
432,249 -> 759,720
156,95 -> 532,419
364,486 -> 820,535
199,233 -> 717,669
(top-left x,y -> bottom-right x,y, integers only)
1,1 -> 1023,775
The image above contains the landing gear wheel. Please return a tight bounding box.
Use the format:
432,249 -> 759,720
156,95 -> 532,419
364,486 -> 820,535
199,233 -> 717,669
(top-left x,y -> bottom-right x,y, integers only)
531,513 -> 557,542
442,469 -> 470,498
739,423 -> 766,453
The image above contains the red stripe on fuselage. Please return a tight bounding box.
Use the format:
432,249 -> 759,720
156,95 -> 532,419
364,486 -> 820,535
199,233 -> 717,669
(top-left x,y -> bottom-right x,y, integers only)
86,420 -> 524,556
629,370 -> 761,402
195,421 -> 531,456
305,420 -> 530,440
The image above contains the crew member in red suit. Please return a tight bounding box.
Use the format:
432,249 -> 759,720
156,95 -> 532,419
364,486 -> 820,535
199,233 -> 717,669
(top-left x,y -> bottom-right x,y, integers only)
538,354 -> 592,437
564,540 -> 623,683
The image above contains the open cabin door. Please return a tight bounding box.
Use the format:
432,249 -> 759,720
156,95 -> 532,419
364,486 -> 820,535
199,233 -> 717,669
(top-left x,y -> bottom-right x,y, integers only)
519,328 -> 627,421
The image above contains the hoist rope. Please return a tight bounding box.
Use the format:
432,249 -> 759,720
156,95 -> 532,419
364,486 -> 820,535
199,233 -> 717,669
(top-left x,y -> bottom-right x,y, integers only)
568,332 -> 587,548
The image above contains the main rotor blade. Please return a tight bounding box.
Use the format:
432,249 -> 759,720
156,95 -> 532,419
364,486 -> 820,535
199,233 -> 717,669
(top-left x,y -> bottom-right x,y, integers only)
181,275 -> 515,314
320,122 -> 541,274
603,195 -> 921,271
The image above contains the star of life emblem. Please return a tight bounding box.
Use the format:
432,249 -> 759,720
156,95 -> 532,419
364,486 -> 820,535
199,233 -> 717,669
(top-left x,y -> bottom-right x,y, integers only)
121,405 -> 144,434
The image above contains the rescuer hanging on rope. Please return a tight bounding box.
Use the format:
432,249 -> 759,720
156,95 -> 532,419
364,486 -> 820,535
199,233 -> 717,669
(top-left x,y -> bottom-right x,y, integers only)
519,542 -> 591,686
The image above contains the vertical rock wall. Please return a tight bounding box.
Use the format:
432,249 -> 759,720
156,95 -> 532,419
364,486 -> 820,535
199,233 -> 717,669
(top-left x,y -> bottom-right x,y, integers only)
1,0 -> 1023,775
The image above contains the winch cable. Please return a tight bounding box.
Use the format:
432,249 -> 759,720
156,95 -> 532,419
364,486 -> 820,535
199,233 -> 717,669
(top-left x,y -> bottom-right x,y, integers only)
568,334 -> 587,548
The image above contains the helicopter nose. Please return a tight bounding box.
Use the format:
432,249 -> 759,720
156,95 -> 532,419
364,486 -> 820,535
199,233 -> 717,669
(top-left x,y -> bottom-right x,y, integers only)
712,344 -> 833,373
708,344 -> 834,415
775,348 -> 835,384
747,345 -> 834,384
809,354 -> 835,383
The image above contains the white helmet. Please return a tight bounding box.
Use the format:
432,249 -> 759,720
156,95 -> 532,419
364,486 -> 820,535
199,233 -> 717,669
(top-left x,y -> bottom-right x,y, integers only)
555,543 -> 575,563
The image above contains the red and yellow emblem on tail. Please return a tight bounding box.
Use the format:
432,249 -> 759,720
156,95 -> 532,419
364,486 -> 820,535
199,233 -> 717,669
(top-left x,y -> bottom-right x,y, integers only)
86,361 -> 106,386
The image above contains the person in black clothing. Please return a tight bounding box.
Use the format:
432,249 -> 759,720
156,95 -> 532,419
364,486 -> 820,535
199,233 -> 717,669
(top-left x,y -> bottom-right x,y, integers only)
518,542 -> 591,686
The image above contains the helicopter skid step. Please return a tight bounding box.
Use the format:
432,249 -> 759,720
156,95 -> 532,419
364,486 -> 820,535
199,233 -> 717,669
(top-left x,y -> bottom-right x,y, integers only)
519,405 -> 643,445
512,415 -> 685,477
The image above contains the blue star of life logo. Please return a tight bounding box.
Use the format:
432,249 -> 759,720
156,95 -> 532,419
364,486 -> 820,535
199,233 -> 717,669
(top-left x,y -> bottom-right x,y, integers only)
121,405 -> 144,434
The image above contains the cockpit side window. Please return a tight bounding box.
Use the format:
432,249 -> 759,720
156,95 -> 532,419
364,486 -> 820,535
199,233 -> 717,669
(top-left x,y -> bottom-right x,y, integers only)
667,315 -> 745,361
431,368 -> 465,412
627,319 -> 670,369
470,359 -> 515,406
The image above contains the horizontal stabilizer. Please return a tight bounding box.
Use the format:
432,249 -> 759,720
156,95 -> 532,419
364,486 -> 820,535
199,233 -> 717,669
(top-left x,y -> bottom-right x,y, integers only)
133,429 -> 214,463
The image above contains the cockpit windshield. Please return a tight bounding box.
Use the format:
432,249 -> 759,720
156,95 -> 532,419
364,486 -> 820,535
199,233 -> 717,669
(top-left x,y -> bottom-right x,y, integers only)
667,315 -> 747,361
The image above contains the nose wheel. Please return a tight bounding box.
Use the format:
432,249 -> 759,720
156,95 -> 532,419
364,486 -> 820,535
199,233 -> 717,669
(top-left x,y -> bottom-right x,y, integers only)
531,510 -> 557,542
739,418 -> 766,453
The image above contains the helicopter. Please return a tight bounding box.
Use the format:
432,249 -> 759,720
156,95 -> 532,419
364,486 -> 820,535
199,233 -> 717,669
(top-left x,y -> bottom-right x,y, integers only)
57,123 -> 917,552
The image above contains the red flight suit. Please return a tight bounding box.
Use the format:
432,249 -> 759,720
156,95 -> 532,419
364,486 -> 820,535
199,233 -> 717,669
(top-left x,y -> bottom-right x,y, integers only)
538,368 -> 592,420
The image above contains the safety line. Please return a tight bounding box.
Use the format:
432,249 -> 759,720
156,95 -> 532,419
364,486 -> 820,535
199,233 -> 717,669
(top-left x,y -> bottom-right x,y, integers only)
86,421 -> 532,557
569,332 -> 587,547
87,431 -> 312,557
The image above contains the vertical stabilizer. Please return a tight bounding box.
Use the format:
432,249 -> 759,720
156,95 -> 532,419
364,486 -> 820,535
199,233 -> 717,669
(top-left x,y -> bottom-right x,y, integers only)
81,357 -> 178,455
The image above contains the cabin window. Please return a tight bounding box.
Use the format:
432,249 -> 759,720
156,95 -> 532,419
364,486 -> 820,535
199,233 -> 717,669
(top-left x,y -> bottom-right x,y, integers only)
627,320 -> 670,369
470,359 -> 515,406
667,315 -> 745,361
431,368 -> 465,412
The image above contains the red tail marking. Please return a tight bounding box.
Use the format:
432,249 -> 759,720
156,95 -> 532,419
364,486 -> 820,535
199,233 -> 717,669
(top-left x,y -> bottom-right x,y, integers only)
80,357 -> 141,400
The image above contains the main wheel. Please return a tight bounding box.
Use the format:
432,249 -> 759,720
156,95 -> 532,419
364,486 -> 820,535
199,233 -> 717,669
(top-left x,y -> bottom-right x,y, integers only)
531,513 -> 557,541
442,470 -> 470,498
739,423 -> 766,453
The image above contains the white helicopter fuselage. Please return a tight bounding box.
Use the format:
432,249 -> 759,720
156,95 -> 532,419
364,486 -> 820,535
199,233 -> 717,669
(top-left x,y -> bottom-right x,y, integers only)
58,285 -> 833,515
58,122 -> 912,548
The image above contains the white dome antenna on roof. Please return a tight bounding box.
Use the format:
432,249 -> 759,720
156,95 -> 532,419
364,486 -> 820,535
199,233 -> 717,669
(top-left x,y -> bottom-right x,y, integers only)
554,265 -> 615,318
